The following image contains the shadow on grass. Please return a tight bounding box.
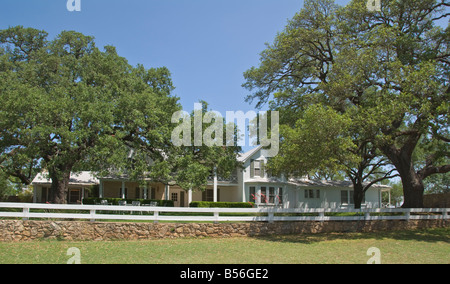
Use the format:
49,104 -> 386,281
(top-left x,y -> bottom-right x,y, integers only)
252,227 -> 450,245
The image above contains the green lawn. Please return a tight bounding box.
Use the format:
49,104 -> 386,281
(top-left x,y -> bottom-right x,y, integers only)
0,228 -> 448,264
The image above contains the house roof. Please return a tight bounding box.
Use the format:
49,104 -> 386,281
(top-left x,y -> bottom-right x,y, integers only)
237,146 -> 263,162
32,171 -> 99,186
288,178 -> 391,189
245,176 -> 391,190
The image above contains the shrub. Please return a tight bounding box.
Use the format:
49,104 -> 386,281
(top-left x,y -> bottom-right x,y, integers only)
189,201 -> 254,208
82,197 -> 174,207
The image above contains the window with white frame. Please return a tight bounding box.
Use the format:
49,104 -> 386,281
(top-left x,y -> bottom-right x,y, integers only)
251,186 -> 283,205
305,189 -> 320,199
278,187 -> 283,205
151,187 -> 156,200
250,160 -> 265,178
202,189 -> 220,202
340,190 -> 363,205
135,187 -> 140,199
171,192 -> 178,202
260,187 -> 267,203
249,186 -> 256,203
269,187 -> 276,203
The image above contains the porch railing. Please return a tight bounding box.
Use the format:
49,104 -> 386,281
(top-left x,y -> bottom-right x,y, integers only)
207,175 -> 238,183
0,203 -> 448,223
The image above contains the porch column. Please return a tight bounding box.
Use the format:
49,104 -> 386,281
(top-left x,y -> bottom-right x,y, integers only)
378,188 -> 382,208
99,180 -> 103,198
165,184 -> 170,200
188,188 -> 193,206
33,185 -> 37,203
388,189 -> 391,207
121,181 -> 125,199
143,183 -> 148,199
213,167 -> 218,202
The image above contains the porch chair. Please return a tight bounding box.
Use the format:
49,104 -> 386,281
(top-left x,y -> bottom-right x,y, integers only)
132,201 -> 142,215
118,200 -> 127,215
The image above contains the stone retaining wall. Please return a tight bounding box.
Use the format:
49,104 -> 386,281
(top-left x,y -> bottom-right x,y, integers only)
0,219 -> 447,242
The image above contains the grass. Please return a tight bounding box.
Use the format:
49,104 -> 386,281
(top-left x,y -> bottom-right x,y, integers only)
0,227 -> 448,264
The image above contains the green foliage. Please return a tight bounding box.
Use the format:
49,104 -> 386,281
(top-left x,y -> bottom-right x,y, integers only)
165,101 -> 242,191
0,26 -> 182,203
269,104 -> 358,177
0,170 -> 17,201
82,197 -> 174,207
243,0 -> 450,207
189,201 -> 254,208
0,26 -> 242,203
424,172 -> 450,194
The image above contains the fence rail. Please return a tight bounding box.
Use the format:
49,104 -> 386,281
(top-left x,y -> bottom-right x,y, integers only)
0,203 -> 448,223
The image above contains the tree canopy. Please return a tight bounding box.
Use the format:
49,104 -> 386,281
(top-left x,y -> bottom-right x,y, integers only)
0,26 -> 241,203
243,0 -> 450,208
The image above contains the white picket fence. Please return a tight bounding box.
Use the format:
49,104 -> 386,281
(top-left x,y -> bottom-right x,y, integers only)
0,203 -> 448,223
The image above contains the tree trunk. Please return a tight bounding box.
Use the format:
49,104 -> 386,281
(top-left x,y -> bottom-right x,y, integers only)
399,168 -> 424,209
381,146 -> 424,208
392,156 -> 424,208
49,169 -> 71,204
353,182 -> 364,210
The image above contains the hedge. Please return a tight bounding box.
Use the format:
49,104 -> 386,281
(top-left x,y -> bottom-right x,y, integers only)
189,201 -> 254,208
82,197 -> 174,207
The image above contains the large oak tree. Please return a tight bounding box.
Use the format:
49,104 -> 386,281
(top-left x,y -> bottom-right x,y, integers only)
0,26 -> 181,203
243,0 -> 449,208
0,26 -> 242,204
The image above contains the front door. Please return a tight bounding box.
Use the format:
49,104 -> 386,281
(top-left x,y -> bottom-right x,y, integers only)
180,191 -> 185,207
171,192 -> 179,207
69,189 -> 81,204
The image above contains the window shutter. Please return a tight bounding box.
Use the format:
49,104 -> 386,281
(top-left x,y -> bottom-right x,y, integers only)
341,190 -> 348,204
202,190 -> 207,201
260,160 -> 265,177
250,159 -> 255,178
249,187 -> 256,203
150,187 -> 156,200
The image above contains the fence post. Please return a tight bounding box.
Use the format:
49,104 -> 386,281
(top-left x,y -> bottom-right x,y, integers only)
154,211 -> 159,224
214,211 -> 220,224
268,211 -> 274,224
23,206 -> 29,221
443,208 -> 448,220
364,211 -> 371,221
405,209 -> 411,221
90,209 -> 96,222
318,209 -> 325,222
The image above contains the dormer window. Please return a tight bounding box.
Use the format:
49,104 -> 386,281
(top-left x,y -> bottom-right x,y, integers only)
250,159 -> 265,178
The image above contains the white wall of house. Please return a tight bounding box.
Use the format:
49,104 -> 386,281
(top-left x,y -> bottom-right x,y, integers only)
237,147 -> 388,209
288,186 -> 383,209
31,147 -> 389,208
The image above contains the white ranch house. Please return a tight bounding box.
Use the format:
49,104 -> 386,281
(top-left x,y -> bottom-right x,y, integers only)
32,146 -> 391,208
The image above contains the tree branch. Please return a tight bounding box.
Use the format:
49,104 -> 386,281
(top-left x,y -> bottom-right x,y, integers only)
418,164 -> 450,180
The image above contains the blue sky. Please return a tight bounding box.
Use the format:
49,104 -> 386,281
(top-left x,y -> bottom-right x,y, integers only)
0,0 -> 351,115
